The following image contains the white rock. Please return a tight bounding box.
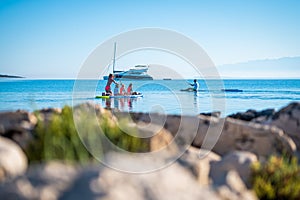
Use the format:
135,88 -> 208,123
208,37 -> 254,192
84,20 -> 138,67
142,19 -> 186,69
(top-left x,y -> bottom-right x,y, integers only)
82,162 -> 221,200
216,170 -> 258,200
179,146 -> 221,185
0,136 -> 27,181
210,151 -> 257,188
193,116 -> 296,159
0,160 -> 222,200
271,102 -> 300,149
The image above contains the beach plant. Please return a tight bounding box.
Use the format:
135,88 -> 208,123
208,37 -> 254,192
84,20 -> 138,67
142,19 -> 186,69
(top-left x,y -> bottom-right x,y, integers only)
251,155 -> 300,200
26,106 -> 93,164
25,105 -> 148,164
99,114 -> 148,153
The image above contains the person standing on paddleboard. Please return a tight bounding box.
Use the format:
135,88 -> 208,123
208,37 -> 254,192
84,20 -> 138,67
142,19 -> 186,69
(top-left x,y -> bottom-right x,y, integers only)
105,74 -> 118,95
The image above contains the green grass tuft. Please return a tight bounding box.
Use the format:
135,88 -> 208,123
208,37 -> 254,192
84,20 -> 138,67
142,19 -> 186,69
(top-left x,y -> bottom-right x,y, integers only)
25,106 -> 149,164
251,156 -> 300,200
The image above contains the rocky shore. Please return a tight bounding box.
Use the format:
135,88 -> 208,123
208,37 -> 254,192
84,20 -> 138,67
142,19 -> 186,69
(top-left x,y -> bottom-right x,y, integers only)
0,102 -> 300,199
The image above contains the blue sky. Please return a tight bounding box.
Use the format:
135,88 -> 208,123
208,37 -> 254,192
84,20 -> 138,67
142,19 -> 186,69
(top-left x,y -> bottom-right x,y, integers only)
0,0 -> 300,78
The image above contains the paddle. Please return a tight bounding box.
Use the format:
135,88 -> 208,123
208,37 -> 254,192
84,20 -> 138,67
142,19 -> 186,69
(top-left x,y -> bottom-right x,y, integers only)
186,80 -> 193,86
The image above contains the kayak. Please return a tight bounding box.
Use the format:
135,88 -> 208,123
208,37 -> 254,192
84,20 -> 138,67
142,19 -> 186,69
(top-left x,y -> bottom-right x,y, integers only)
180,88 -> 243,92
180,89 -> 202,92
95,94 -> 143,99
221,89 -> 243,92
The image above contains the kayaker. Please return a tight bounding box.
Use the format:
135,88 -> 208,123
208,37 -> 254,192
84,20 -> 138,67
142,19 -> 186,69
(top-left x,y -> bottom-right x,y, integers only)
189,79 -> 199,91
181,79 -> 200,92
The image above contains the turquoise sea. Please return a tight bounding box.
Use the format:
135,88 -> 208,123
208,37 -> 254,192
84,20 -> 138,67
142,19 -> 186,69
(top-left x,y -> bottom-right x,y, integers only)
1,79 -> 300,116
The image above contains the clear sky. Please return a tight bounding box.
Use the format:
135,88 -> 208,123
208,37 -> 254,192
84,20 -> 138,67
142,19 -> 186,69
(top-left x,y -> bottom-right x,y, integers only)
0,0 -> 300,78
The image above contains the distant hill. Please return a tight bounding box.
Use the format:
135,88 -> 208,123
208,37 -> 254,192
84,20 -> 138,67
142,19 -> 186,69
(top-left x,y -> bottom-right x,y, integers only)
0,74 -> 24,78
217,56 -> 300,79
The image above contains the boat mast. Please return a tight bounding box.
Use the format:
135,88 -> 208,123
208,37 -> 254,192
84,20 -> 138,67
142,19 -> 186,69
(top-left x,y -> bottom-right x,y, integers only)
112,42 -> 116,73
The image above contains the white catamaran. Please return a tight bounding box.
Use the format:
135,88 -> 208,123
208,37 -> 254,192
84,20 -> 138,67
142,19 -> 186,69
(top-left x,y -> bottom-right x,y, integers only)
103,42 -> 153,80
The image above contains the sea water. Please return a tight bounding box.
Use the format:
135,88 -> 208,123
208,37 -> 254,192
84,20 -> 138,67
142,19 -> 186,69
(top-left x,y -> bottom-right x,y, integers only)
1,79 -> 300,116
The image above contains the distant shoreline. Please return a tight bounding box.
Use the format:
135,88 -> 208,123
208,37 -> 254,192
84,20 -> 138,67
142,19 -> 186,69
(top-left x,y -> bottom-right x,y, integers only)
0,74 -> 24,78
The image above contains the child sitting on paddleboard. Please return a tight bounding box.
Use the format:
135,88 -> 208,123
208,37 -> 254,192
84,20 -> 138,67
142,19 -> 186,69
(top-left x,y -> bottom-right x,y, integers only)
127,83 -> 133,95
120,83 -> 125,95
127,83 -> 139,95
114,84 -> 119,96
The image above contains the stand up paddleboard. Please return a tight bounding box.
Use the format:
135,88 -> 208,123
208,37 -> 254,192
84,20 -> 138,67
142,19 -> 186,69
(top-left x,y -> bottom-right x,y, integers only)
95,94 -> 143,99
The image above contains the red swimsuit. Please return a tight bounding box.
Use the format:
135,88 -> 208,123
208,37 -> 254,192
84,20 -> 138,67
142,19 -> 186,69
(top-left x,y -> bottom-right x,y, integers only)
105,77 -> 114,93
